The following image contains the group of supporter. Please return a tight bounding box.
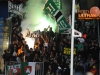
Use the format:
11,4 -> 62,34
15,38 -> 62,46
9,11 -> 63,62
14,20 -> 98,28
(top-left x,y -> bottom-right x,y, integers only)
2,14 -> 99,75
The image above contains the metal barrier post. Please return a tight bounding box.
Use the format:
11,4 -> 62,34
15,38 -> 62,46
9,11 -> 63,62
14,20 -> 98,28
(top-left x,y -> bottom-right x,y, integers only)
9,20 -> 12,45
35,62 -> 44,75
97,21 -> 100,47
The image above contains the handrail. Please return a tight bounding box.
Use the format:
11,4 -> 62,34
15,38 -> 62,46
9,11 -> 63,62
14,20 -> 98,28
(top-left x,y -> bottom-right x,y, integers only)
9,19 -> 12,45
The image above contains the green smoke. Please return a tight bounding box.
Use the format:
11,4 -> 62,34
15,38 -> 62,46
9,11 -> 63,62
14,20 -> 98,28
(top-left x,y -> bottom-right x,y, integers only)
21,0 -> 57,34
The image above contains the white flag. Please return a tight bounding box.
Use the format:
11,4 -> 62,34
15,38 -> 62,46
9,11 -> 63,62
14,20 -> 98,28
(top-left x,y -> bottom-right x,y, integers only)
75,3 -> 80,13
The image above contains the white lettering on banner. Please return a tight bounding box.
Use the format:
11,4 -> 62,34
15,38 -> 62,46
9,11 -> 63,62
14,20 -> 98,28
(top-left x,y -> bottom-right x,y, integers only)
47,3 -> 56,14
59,24 -> 62,28
59,20 -> 67,28
49,3 -> 55,11
47,6 -> 52,12
7,64 -> 21,70
8,1 -> 23,12
57,15 -> 68,29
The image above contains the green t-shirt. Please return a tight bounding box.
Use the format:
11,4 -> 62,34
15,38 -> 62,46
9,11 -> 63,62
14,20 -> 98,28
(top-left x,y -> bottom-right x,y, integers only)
76,43 -> 83,52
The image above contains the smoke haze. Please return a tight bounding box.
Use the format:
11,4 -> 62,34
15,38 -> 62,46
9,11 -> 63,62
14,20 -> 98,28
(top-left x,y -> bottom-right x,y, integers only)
21,0 -> 56,37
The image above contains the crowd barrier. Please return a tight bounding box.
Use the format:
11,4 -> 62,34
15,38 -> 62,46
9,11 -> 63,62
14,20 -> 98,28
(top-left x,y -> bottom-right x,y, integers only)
5,61 -> 44,75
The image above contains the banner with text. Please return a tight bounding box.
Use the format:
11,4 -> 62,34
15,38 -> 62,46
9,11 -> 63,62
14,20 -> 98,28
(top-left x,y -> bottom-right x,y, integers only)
8,1 -> 23,17
43,0 -> 71,33
63,47 -> 76,55
5,61 -> 44,75
53,0 -> 62,9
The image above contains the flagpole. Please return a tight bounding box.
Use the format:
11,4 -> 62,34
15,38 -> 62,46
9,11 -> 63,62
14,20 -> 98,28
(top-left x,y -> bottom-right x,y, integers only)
70,0 -> 75,75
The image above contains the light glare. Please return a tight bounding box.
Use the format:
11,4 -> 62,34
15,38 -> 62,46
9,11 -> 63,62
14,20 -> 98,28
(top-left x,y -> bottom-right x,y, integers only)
25,37 -> 35,50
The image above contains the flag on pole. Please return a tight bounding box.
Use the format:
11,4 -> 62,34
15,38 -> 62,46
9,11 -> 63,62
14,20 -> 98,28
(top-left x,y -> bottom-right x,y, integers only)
43,0 -> 71,33
21,62 -> 36,75
75,2 -> 80,13
53,0 -> 62,9
57,15 -> 71,33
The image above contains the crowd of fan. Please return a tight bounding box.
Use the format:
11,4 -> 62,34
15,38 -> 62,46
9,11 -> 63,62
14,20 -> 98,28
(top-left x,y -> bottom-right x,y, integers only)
2,15 -> 99,75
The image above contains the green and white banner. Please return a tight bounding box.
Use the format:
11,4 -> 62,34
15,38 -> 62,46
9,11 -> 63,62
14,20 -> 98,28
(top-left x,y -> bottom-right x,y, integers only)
21,62 -> 36,75
6,62 -> 43,75
53,0 -> 62,9
43,0 -> 71,33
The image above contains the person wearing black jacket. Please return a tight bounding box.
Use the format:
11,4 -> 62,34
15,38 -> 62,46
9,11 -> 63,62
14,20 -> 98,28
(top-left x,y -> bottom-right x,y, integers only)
5,49 -> 12,62
2,50 -> 7,64
75,62 -> 84,74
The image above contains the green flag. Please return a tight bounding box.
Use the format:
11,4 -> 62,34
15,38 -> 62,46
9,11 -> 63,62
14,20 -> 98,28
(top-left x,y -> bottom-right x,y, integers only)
53,0 -> 62,9
43,0 -> 58,16
57,15 -> 71,33
43,0 -> 71,33
21,62 -> 36,75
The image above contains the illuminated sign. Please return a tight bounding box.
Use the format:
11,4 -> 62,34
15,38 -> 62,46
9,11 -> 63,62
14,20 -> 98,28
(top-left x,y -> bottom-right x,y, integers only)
63,48 -> 76,55
78,6 -> 100,20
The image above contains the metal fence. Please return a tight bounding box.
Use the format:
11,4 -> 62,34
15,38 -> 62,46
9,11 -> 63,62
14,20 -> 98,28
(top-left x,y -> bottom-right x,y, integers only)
35,62 -> 44,75
5,61 -> 44,75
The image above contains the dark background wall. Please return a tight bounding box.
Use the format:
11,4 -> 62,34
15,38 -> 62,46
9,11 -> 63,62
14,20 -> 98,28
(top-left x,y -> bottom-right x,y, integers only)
80,0 -> 100,9
0,1 -> 8,19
